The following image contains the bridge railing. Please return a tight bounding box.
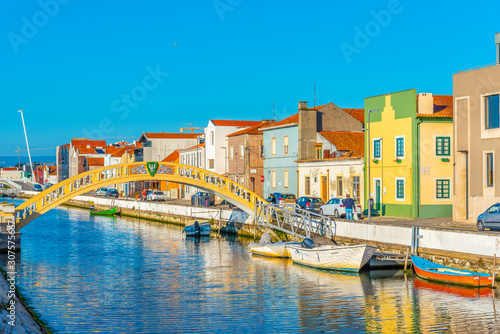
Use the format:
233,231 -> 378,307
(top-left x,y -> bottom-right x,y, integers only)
255,203 -> 336,239
15,162 -> 268,227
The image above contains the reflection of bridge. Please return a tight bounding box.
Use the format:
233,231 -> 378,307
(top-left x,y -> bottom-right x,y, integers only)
15,162 -> 268,231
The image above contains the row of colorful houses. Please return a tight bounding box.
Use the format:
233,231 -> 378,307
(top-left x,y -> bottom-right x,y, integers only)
43,35 -> 499,223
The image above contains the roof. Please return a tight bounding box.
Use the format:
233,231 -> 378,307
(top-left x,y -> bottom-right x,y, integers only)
308,104 -> 330,110
71,139 -> 106,148
162,150 -> 180,163
86,157 -> 105,167
48,166 -> 57,175
342,108 -> 365,124
179,143 -> 205,151
111,147 -> 137,157
77,148 -> 97,154
1,167 -> 20,171
261,114 -> 299,130
210,120 -> 262,127
227,120 -> 276,137
319,131 -> 365,157
417,95 -> 453,118
144,133 -> 200,139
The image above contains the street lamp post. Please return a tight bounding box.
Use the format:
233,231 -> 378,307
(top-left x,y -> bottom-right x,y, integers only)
18,110 -> 34,185
362,109 -> 378,223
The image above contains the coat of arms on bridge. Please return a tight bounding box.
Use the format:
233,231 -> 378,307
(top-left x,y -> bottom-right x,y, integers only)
146,162 -> 159,177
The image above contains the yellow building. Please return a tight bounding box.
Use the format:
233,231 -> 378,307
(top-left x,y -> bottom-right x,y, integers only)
364,89 -> 453,218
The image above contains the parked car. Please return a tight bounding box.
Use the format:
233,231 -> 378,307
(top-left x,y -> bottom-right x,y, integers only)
476,203 -> 500,231
106,189 -> 119,198
32,184 -> 43,192
319,197 -> 363,218
43,183 -> 53,190
191,192 -> 215,206
296,197 -> 324,213
96,188 -> 108,196
267,192 -> 297,204
148,191 -> 167,201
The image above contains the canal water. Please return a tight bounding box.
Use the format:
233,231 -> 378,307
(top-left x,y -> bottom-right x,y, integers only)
2,199 -> 500,333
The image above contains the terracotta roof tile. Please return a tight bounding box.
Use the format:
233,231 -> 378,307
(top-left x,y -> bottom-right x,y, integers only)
77,148 -> 97,154
71,140 -> 106,148
417,95 -> 453,118
179,143 -> 205,151
1,167 -> 20,171
86,157 -> 105,167
162,150 -> 180,163
48,166 -> 57,175
211,120 -> 262,127
319,131 -> 365,157
145,133 -> 200,139
261,114 -> 299,129
227,120 -> 276,137
342,108 -> 365,124
308,104 -> 330,110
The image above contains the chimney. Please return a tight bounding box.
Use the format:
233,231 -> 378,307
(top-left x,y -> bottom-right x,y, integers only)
496,33 -> 500,64
298,101 -> 308,110
417,93 -> 433,115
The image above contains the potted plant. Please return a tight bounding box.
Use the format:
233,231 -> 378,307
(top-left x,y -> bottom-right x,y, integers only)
393,158 -> 401,163
120,190 -> 124,197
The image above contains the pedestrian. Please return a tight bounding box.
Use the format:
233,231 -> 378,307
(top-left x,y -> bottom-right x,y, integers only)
268,193 -> 276,204
344,194 -> 355,220
142,189 -> 147,201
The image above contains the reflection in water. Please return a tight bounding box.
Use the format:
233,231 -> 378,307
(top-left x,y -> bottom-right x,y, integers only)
1,198 -> 499,333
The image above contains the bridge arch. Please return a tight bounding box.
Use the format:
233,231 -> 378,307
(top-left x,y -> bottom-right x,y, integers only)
15,162 -> 267,230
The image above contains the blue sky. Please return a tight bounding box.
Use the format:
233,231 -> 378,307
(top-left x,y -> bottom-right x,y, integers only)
1,0 -> 499,157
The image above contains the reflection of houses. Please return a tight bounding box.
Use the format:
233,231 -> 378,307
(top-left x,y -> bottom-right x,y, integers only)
364,89 -> 453,218
204,120 -> 262,175
179,143 -> 205,200
453,38 -> 500,222
227,121 -> 274,198
137,132 -> 199,162
262,101 -> 364,198
297,131 -> 364,205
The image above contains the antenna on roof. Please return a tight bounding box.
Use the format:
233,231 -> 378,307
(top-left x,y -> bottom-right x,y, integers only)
314,82 -> 316,108
273,102 -> 276,121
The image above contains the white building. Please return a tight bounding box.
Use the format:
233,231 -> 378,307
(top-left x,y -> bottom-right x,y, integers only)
204,120 -> 261,175
0,168 -> 22,182
179,143 -> 205,199
137,133 -> 199,162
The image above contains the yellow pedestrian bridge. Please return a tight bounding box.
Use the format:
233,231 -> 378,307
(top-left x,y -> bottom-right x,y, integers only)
14,162 -> 268,231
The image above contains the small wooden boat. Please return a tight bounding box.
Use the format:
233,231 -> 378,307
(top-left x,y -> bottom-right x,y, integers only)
249,241 -> 301,258
369,251 -> 410,269
90,206 -> 118,216
411,255 -> 496,287
183,221 -> 211,237
288,239 -> 377,272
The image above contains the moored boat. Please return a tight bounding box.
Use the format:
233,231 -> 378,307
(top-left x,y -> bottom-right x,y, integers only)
183,221 -> 211,237
369,251 -> 410,269
90,206 -> 119,216
288,239 -> 377,272
411,255 -> 496,287
248,233 -> 300,258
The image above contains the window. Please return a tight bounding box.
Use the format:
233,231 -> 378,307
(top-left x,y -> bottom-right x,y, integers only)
374,139 -> 381,159
260,140 -> 264,157
487,153 -> 494,187
436,137 -> 451,156
337,176 -> 343,197
271,170 -> 276,188
436,179 -> 450,199
316,145 -> 323,159
210,131 -> 214,145
352,176 -> 360,202
283,170 -> 289,189
230,146 -> 234,160
396,178 -> 405,200
305,176 -> 311,195
271,137 -> 276,156
143,141 -> 152,148
485,94 -> 500,129
395,136 -> 404,158
283,136 -> 289,155
240,145 -> 244,159
208,159 -> 214,169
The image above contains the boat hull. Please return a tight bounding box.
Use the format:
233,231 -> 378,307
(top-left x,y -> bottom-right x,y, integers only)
249,242 -> 300,258
288,244 -> 377,272
90,207 -> 118,216
183,222 -> 212,237
411,255 -> 495,287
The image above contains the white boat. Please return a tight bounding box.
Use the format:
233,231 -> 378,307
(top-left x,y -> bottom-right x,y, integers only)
248,233 -> 300,258
288,239 -> 377,272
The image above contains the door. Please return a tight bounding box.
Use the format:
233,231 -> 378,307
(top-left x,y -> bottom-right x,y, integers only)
375,179 -> 381,212
321,176 -> 328,203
